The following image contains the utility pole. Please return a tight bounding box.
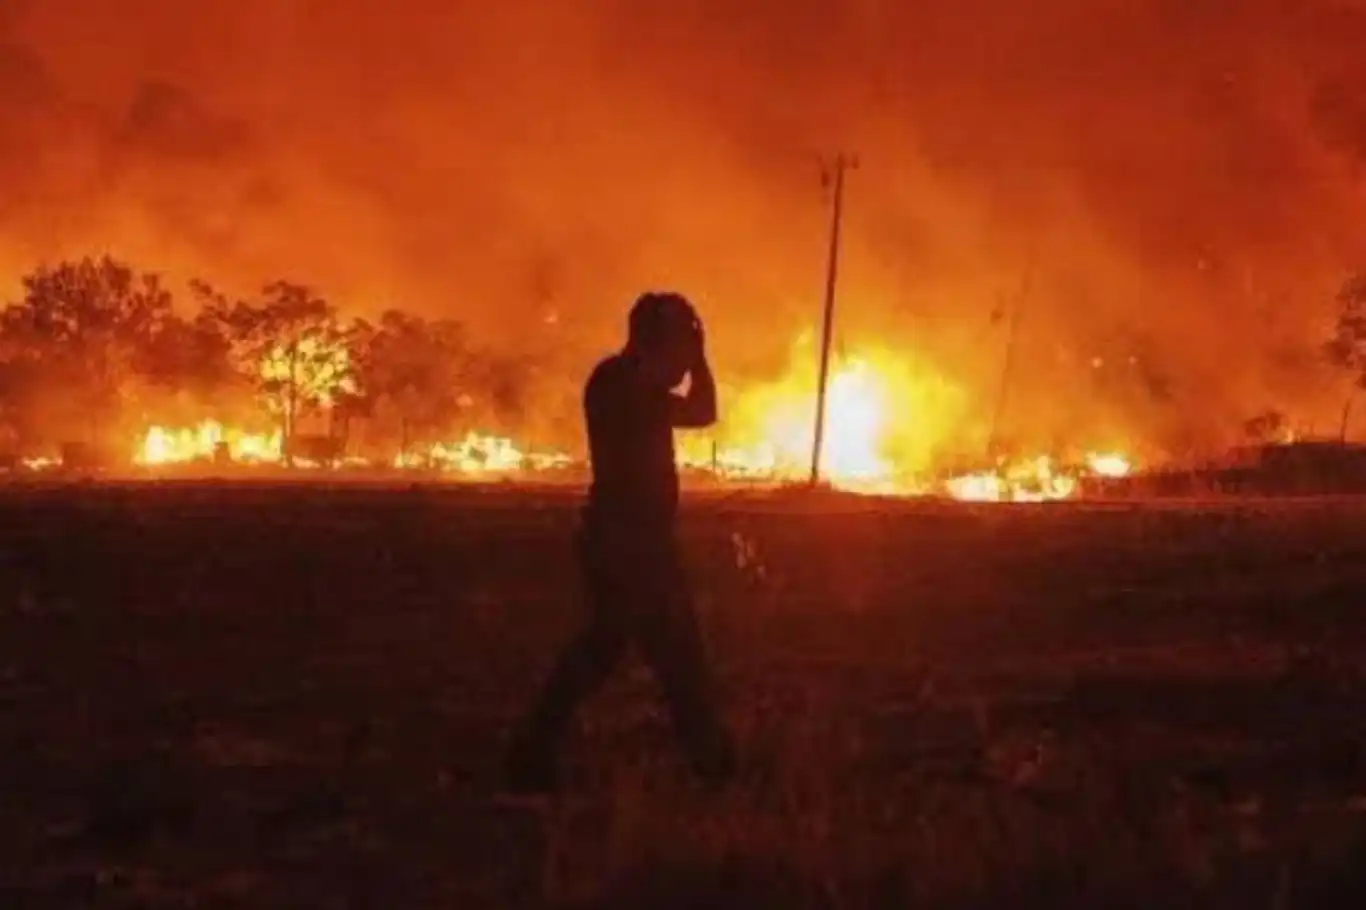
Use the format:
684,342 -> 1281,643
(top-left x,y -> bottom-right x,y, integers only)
810,153 -> 857,487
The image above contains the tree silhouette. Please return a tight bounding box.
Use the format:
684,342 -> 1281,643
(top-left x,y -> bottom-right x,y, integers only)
194,279 -> 355,463
0,256 -> 171,446
130,312 -> 241,427
1325,273 -> 1366,440
355,309 -> 469,459
0,358 -> 40,452
1326,274 -> 1366,380
1242,409 -> 1289,445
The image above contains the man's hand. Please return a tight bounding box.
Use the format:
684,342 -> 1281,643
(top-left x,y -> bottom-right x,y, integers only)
690,315 -> 707,367
672,314 -> 716,428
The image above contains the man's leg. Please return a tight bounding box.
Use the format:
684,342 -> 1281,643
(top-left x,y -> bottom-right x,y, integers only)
504,613 -> 627,791
504,545 -> 628,792
630,561 -> 736,786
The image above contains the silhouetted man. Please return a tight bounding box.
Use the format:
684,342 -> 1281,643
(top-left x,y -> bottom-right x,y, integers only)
504,292 -> 735,795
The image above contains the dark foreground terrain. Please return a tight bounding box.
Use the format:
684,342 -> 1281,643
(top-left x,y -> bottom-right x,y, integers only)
3,482 -> 1366,908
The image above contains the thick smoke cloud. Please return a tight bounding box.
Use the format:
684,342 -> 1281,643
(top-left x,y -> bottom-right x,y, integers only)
4,0 -> 1366,446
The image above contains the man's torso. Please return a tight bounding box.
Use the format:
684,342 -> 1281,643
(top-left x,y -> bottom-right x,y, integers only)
581,354 -> 677,537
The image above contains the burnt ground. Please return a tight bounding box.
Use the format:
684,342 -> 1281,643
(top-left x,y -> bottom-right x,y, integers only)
3,483 -> 1366,908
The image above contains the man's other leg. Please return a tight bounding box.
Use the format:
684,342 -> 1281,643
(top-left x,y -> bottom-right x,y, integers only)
631,559 -> 736,786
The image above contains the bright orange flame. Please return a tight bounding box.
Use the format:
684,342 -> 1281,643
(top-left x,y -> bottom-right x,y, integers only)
945,456 -> 1079,503
678,334 -> 1134,501
813,360 -> 893,483
395,432 -> 568,474
124,331 -> 1135,498
135,421 -> 282,466
681,336 -> 964,492
134,418 -> 576,476
258,337 -> 357,410
1085,451 -> 1132,477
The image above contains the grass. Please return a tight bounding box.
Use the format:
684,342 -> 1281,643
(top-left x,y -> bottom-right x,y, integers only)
2,483 -> 1366,907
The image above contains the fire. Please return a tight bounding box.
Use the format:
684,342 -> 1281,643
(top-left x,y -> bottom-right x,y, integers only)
432,434 -> 524,473
119,330 -> 1133,498
133,418 -> 575,475
135,421 -> 282,466
944,456 -> 1079,503
681,337 -> 965,492
815,361 -> 893,482
942,453 -> 1134,503
1085,451 -> 1132,478
395,432 -> 572,474
259,337 -> 357,409
135,339 -> 353,468
684,359 -> 896,487
675,333 -> 1136,501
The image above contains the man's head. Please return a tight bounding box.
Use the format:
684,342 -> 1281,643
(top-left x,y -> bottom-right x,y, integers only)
626,291 -> 701,387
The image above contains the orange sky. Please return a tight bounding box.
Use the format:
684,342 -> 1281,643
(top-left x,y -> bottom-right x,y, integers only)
4,0 -> 1366,446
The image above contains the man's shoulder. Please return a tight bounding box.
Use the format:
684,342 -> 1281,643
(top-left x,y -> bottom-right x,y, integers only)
585,354 -> 633,399
589,353 -> 628,380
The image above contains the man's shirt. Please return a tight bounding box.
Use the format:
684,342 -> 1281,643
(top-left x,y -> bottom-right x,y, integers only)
582,353 -> 678,534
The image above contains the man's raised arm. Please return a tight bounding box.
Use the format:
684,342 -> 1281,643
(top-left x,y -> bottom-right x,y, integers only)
670,353 -> 717,428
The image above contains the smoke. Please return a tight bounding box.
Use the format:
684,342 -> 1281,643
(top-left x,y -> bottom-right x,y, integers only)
4,0 -> 1366,447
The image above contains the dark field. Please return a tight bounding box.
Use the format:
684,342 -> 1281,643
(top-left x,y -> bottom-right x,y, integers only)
4,484 -> 1366,908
